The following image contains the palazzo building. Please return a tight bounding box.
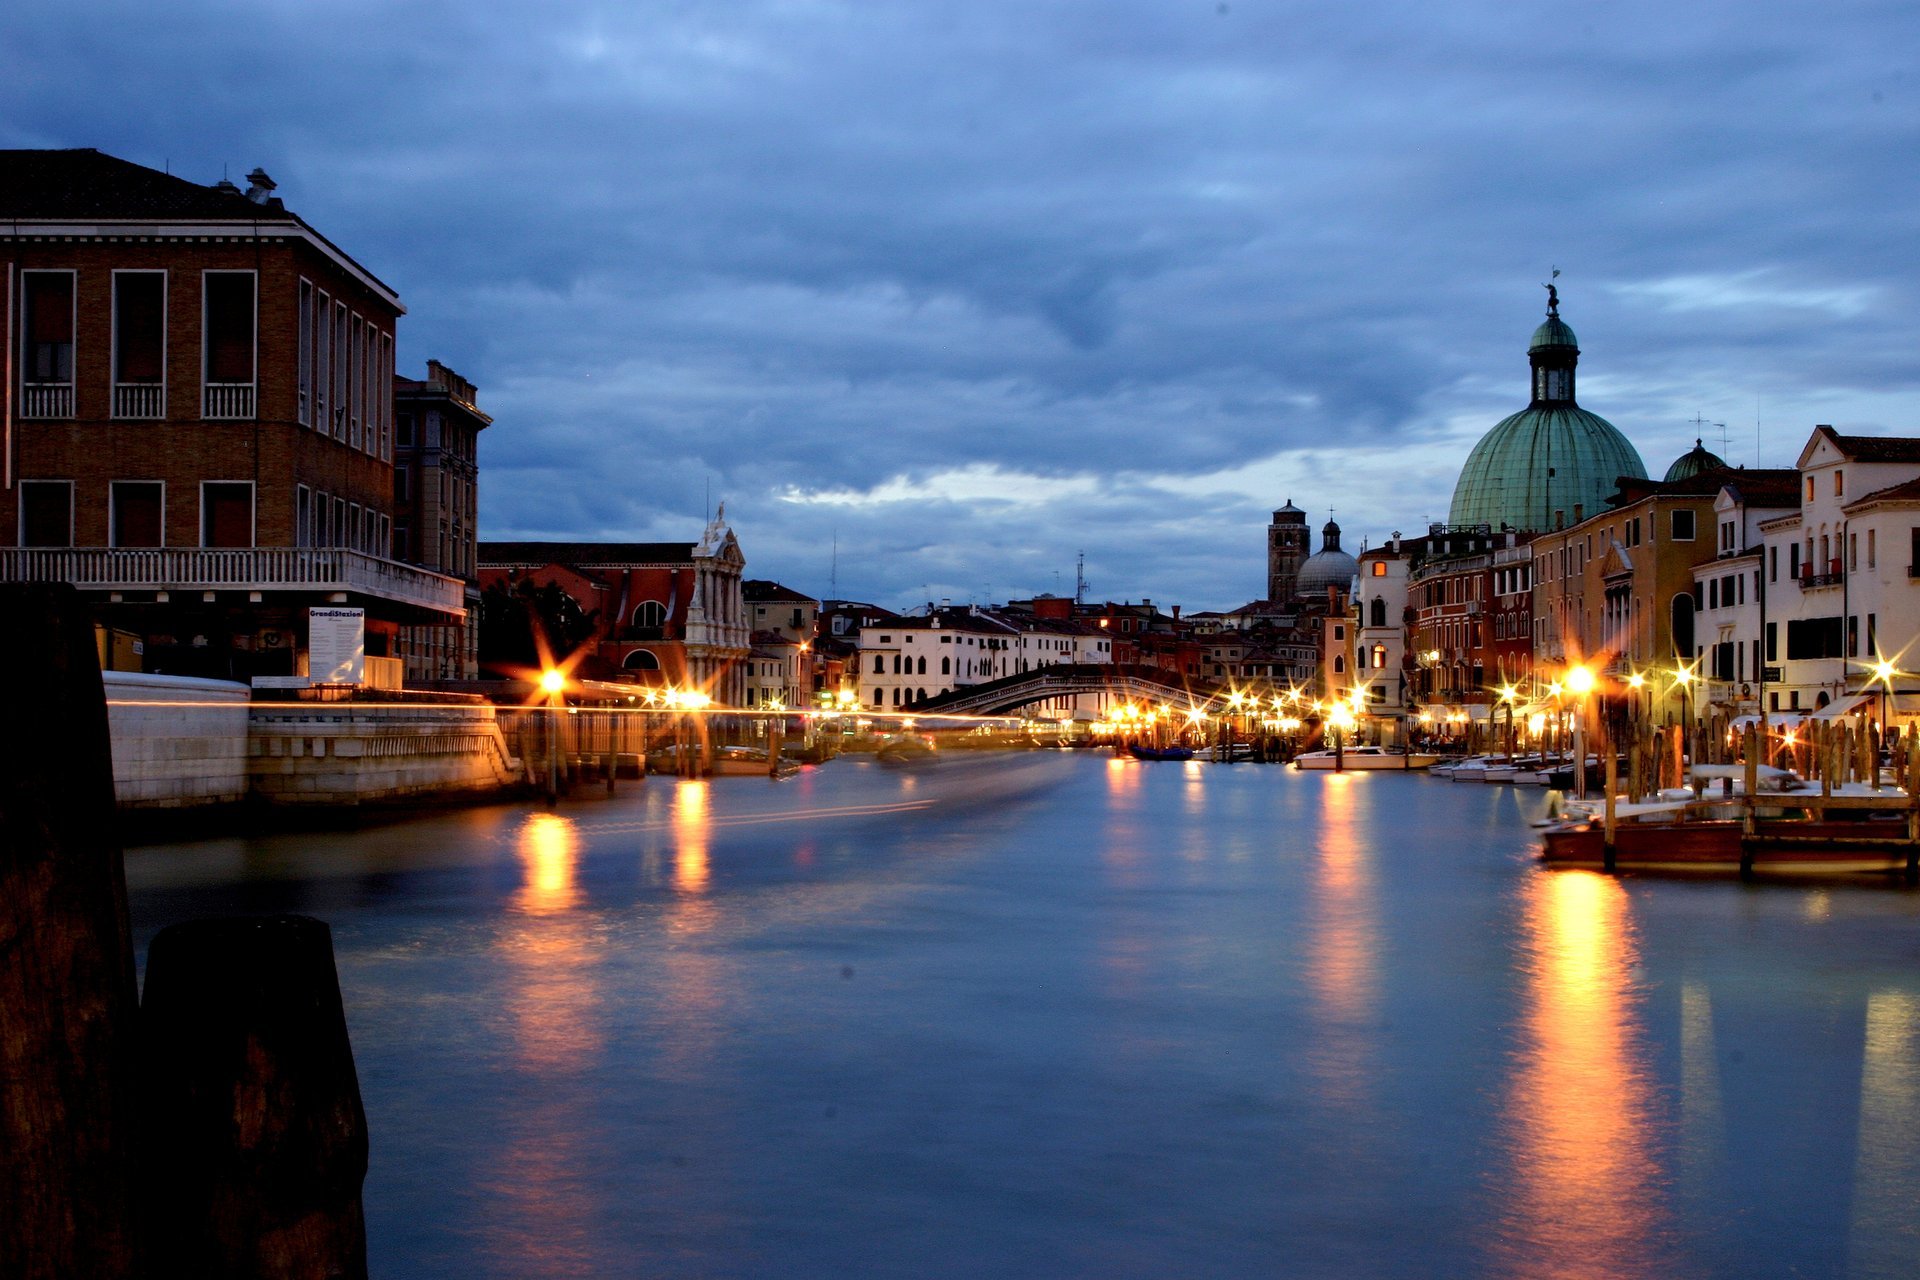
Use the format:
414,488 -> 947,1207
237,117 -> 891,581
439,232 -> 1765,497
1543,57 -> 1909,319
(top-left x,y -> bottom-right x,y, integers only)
0,148 -> 465,684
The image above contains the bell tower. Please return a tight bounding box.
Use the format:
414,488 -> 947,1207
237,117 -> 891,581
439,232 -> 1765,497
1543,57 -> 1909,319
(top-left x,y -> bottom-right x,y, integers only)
1267,500 -> 1309,602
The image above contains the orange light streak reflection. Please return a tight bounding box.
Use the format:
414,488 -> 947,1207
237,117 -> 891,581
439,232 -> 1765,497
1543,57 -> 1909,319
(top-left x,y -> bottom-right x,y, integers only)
1303,771 -> 1378,1107
1491,872 -> 1668,1277
673,780 -> 711,897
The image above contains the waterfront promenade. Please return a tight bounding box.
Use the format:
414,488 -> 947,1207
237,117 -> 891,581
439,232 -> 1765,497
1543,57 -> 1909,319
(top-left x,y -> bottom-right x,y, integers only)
127,754 -> 1920,1278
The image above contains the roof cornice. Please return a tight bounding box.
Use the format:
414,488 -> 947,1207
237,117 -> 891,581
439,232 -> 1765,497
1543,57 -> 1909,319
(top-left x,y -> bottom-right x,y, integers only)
0,217 -> 403,313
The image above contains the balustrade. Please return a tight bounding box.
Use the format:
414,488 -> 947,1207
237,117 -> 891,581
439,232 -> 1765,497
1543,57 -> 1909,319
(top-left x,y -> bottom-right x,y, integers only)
20,383 -> 73,418
112,383 -> 165,419
0,546 -> 464,614
203,383 -> 256,419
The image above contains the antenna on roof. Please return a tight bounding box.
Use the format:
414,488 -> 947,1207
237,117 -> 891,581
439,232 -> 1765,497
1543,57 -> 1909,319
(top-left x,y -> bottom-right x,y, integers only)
1075,550 -> 1087,606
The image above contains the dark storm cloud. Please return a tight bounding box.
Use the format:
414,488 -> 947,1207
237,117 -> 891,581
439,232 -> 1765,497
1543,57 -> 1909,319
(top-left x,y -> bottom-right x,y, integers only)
5,0 -> 1916,606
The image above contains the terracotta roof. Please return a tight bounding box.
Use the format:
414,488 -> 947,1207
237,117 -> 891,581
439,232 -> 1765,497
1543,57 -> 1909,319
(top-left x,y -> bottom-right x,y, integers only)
479,541 -> 697,566
1720,471 -> 1801,508
0,148 -> 299,222
742,579 -> 816,603
1827,431 -> 1920,463
1845,476 -> 1920,510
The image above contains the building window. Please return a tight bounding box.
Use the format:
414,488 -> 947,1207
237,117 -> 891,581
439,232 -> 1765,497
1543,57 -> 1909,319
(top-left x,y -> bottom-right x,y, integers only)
297,279 -> 313,425
1371,561 -> 1386,576
1806,477 -> 1815,502
632,600 -> 666,630
1835,470 -> 1845,496
202,272 -> 257,418
19,480 -> 73,547
201,482 -> 254,548
111,271 -> 167,419
296,485 -> 313,547
20,271 -> 76,418
110,482 -> 163,547
873,654 -> 884,674
1670,510 -> 1696,541
1868,529 -> 1876,569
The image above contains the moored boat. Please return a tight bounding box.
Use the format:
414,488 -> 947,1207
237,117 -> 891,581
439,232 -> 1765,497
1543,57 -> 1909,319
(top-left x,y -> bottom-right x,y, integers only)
1293,746 -> 1439,771
1125,742 -> 1196,761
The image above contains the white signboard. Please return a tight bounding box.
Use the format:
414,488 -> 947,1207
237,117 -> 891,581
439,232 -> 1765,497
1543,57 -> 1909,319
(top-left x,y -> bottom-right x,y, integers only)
308,607 -> 366,685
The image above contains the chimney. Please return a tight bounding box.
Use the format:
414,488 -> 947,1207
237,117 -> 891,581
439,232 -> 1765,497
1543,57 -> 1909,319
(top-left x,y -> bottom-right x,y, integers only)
244,167 -> 277,204
1573,503 -> 1585,523
1554,508 -> 1565,530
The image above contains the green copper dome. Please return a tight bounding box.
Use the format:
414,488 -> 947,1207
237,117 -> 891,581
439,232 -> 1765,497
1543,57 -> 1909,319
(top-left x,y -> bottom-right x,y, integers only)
1449,406 -> 1646,530
1449,290 -> 1647,531
1663,438 -> 1727,483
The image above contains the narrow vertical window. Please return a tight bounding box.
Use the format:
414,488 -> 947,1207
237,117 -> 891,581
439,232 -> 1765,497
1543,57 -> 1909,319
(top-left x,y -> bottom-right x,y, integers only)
202,272 -> 256,418
112,272 -> 166,419
297,279 -> 313,425
348,312 -> 364,449
335,303 -> 349,438
20,272 -> 75,418
296,485 -> 312,547
315,289 -> 331,427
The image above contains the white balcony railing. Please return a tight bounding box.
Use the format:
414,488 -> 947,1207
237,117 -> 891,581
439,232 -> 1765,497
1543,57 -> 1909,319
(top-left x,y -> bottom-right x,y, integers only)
203,382 -> 256,419
20,383 -> 73,418
0,546 -> 466,617
113,383 -> 165,419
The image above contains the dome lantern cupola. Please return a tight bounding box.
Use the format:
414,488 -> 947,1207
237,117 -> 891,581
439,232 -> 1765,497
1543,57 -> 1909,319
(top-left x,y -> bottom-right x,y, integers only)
1447,284 -> 1648,532
1529,283 -> 1579,405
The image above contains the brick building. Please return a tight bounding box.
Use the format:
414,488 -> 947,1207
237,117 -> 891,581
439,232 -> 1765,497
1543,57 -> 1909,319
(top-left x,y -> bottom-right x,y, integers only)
1,148 -> 465,682
479,512 -> 750,705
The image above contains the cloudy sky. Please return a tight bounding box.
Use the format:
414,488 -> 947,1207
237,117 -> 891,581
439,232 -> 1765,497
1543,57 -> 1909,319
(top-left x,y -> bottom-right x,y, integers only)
5,1 -> 1915,610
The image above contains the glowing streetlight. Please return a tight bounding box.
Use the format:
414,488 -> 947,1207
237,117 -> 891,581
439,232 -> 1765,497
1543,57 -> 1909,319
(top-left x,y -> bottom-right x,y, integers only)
539,668 -> 566,696
1565,665 -> 1596,696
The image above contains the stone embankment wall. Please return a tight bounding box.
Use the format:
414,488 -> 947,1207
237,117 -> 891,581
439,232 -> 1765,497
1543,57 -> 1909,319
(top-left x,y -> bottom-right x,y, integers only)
101,674 -> 522,809
248,702 -> 521,806
103,672 -> 251,809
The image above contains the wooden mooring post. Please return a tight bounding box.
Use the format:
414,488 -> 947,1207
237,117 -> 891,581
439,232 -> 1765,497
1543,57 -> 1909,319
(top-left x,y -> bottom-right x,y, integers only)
0,584 -> 142,1279
1,583 -> 374,1280
141,916 -> 369,1280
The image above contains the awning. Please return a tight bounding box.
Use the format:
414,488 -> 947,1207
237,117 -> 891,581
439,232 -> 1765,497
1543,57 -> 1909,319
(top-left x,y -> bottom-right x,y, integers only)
1812,692 -> 1874,720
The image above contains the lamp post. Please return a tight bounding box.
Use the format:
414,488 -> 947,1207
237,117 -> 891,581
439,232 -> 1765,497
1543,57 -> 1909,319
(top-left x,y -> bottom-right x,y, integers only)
1672,662 -> 1695,766
1565,664 -> 1595,799
539,667 -> 566,801
1327,702 -> 1355,772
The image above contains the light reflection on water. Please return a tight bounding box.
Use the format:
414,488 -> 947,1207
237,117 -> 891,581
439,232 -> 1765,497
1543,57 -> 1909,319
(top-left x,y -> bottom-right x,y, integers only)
1303,771 -> 1378,1109
120,755 -> 1920,1278
1492,871 -> 1668,1277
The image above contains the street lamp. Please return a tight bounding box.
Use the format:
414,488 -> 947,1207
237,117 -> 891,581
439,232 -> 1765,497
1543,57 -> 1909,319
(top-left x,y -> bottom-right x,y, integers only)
539,668 -> 566,800
1565,664 -> 1595,799
1327,702 -> 1356,772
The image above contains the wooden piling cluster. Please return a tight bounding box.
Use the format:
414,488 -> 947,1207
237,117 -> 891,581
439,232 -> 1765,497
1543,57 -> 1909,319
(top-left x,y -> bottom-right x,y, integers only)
1,585 -> 369,1279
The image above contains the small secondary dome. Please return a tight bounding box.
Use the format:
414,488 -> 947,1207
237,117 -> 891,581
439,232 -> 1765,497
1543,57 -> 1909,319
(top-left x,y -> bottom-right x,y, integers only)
1663,438 -> 1727,483
1295,519 -> 1359,599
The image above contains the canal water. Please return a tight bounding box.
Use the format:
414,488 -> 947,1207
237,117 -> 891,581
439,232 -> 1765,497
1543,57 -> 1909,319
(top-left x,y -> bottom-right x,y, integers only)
127,754 -> 1920,1278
